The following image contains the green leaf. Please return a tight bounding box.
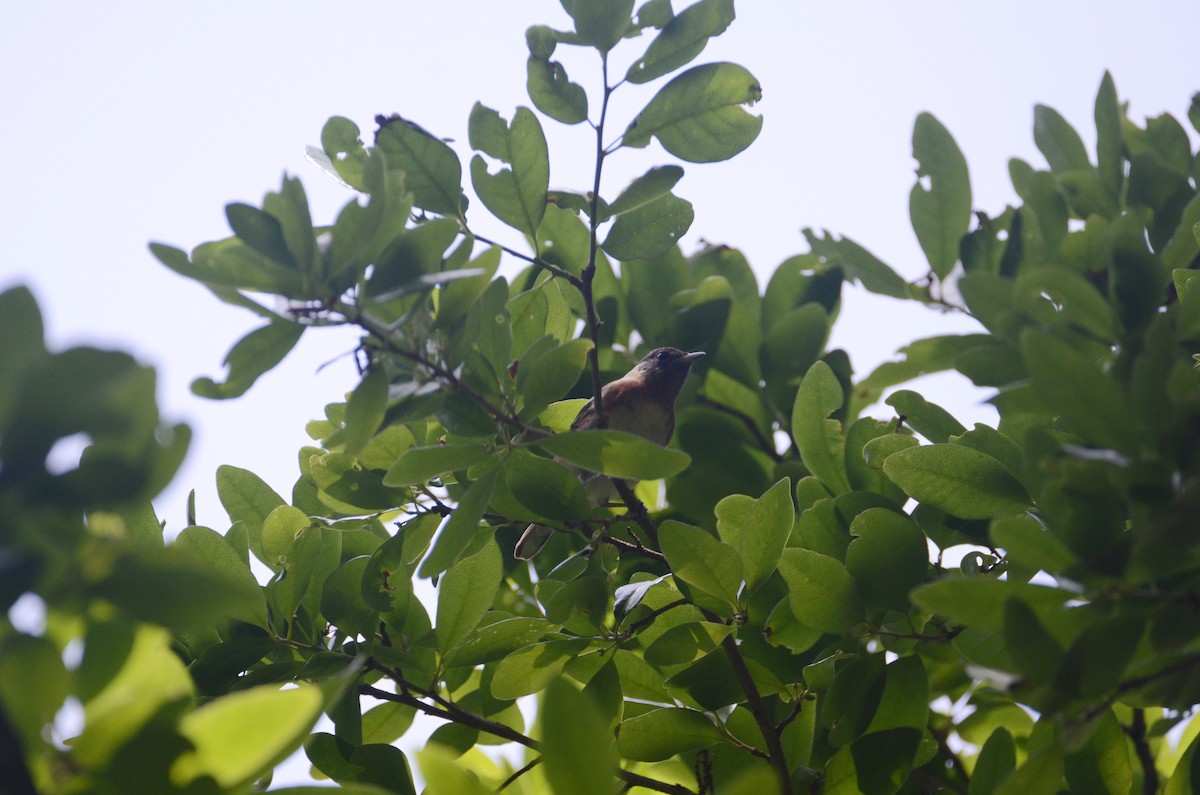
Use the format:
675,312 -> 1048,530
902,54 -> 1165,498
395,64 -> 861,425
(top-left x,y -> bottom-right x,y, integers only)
192,321 -> 304,400
175,525 -> 269,628
1063,710 -> 1132,795
866,656 -> 929,734
436,539 -> 502,654
821,653 -> 886,746
559,0 -> 633,52
605,165 -> 685,218
321,557 -> 378,637
173,684 -> 324,790
536,429 -> 692,480
518,337 -> 594,418
778,548 -> 863,634
1034,104 -> 1091,173
526,57 -> 589,125
215,465 -> 286,567
970,729 -> 1016,795
602,192 -> 694,260
626,0 -> 736,84
882,444 -> 1032,519
1020,328 -> 1139,452
885,390 -> 966,444
845,508 -> 929,611
504,449 -> 591,522
801,229 -> 911,299
442,617 -> 554,668
343,367 -> 389,458
909,112 -> 972,278
624,62 -> 763,163
1094,72 -> 1124,206
0,635 -> 69,748
490,639 -> 587,700
792,361 -> 851,495
542,677 -> 618,795
716,478 -> 793,594
911,578 -> 1072,632
419,467 -> 499,578
383,444 -> 493,487
375,115 -> 465,216
660,520 -> 744,608
468,104 -> 549,236
226,202 -> 295,269
618,707 -> 724,761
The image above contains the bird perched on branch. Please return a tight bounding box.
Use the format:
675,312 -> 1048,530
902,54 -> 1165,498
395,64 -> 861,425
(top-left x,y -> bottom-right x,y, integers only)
515,346 -> 704,559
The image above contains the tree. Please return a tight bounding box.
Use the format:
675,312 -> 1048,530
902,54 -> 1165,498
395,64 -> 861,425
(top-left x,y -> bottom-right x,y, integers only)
3,1 -> 1200,792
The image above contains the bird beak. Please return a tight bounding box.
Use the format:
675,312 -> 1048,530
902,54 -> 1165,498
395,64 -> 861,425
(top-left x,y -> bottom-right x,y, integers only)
681,351 -> 706,364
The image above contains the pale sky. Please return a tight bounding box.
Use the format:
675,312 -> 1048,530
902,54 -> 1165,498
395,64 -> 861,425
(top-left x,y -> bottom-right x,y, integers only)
2,0 -> 1197,782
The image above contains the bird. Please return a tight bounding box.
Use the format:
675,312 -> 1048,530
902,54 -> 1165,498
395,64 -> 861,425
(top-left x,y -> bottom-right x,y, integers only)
515,346 -> 705,559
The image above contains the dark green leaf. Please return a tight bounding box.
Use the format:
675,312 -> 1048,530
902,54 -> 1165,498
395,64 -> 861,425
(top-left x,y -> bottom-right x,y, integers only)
625,0 -> 736,84
518,337 -> 594,418
1034,104 -> 1091,173
343,367 -> 388,459
602,191 -> 694,260
419,467 -> 499,578
559,0 -> 633,52
504,449 -> 591,521
605,166 -> 685,218
716,478 -> 793,594
885,390 -> 966,444
536,429 -> 691,480
624,62 -> 763,163
442,617 -> 554,668
0,635 -> 69,748
489,639 -> 587,700
375,116 -> 465,216
526,57 -> 589,125
321,557 -> 377,637
216,465 -> 286,568
1094,72 -> 1124,206
911,578 -> 1072,632
845,508 -> 928,610
192,322 -> 304,400
969,729 -> 1016,795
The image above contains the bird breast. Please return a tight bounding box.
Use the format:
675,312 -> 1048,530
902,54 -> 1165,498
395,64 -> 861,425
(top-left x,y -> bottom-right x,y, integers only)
606,398 -> 673,446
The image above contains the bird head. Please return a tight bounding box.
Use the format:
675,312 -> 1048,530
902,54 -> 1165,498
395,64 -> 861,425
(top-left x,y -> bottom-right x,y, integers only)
629,347 -> 705,401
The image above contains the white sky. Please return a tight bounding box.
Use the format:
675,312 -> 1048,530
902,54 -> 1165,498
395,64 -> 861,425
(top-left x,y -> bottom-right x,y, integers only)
2,0 -> 1197,783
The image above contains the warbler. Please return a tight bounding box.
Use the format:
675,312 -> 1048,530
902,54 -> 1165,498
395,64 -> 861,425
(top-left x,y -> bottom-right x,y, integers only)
515,347 -> 705,559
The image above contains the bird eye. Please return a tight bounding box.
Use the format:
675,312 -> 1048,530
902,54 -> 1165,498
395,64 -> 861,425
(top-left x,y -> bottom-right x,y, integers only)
656,350 -> 670,361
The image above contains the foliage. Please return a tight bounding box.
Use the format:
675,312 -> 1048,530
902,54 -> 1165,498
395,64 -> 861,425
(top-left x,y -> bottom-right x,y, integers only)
4,1 -> 1200,793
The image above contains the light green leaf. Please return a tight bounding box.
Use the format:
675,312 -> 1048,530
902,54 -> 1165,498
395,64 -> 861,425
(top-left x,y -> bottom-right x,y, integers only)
261,505 -> 309,563
792,361 -> 851,495
536,429 -> 691,480
383,444 -> 493,487
660,520 -> 744,607
778,548 -> 863,634
970,729 -> 1016,795
624,62 -> 763,163
602,191 -> 694,260
375,116 -> 465,216
172,684 -> 324,790
866,656 -> 929,734
626,0 -> 736,84
885,390 -> 966,444
490,639 -> 588,700
618,707 -> 724,761
443,617 -> 555,668
883,444 -> 1031,519
192,321 -> 304,400
436,539 -> 502,654
716,478 -> 793,594
543,678 -> 618,795
909,112 -> 972,278
468,104 -> 549,236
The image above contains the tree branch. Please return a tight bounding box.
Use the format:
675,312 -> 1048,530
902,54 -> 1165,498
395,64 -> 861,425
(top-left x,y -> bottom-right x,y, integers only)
719,633 -> 792,793
1126,709 -> 1159,795
695,394 -> 783,462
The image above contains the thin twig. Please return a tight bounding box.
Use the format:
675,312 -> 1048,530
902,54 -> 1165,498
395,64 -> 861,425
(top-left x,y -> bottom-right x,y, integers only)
696,394 -> 784,462
498,757 -> 542,791
719,633 -> 792,793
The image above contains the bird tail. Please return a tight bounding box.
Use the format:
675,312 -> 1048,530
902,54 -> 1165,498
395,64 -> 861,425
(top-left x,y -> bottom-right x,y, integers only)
515,523 -> 553,560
